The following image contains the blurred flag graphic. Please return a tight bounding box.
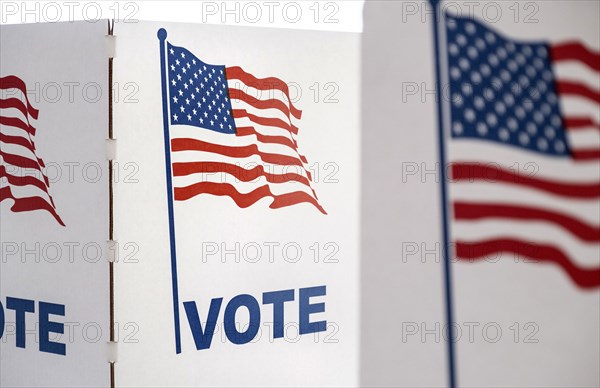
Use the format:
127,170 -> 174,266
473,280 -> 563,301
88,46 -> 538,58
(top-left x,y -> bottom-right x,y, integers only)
443,14 -> 600,289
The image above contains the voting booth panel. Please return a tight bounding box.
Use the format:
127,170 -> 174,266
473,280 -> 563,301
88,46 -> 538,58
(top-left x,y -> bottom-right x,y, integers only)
112,20 -> 360,387
1,18 -> 362,387
362,1 -> 600,387
0,22 -> 110,387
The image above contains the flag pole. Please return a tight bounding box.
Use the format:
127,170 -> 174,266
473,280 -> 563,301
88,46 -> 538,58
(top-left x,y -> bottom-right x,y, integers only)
157,28 -> 182,355
429,1 -> 457,387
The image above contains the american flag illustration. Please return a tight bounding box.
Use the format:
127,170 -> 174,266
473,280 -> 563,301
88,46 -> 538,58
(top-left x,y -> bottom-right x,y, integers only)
165,42 -> 325,214
0,76 -> 64,226
444,15 -> 599,289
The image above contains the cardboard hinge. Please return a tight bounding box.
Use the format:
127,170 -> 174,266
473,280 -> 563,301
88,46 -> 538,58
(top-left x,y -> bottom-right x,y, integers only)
105,35 -> 116,58
107,341 -> 118,363
106,139 -> 117,161
106,240 -> 118,263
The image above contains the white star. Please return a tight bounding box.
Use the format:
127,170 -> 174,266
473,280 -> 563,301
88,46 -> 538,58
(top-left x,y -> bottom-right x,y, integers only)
220,123 -> 224,129
200,118 -> 204,124
223,117 -> 227,122
195,87 -> 200,93
192,109 -> 197,115
203,65 -> 207,70
171,80 -> 176,86
185,98 -> 190,105
201,83 -> 205,89
197,102 -> 201,107
202,97 -> 206,103
214,114 -> 218,120
173,114 -> 178,121
218,107 -> 222,113
204,112 -> 208,118
178,90 -> 183,96
476,122 -> 487,136
452,122 -> 463,135
182,68 -> 187,74
175,59 -> 180,65
189,79 -> 194,85
208,105 -> 212,111
187,114 -> 192,121
172,96 -> 178,103
184,84 -> 188,89
191,93 -> 195,100
169,48 -> 174,55
180,106 -> 185,113
212,69 -> 215,73
229,124 -> 232,129
210,120 -> 214,125
170,65 -> 175,71
186,62 -> 191,68
181,52 -> 185,58
177,74 -> 182,81
192,59 -> 196,65
194,73 -> 198,79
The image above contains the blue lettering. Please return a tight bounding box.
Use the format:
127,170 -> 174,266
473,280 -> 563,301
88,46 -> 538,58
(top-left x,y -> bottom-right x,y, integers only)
299,286 -> 327,335
1,297 -> 66,355
39,302 -> 66,355
182,285 -> 327,351
6,297 -> 35,348
262,289 -> 294,339
0,300 -> 4,338
184,298 -> 223,350
224,294 -> 260,345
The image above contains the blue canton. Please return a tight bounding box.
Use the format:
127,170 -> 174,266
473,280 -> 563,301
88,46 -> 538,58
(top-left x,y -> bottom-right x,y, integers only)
167,43 -> 236,134
445,14 -> 570,157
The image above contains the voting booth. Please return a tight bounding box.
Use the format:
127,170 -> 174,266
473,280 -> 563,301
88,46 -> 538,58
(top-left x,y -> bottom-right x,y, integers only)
1,18 -> 360,387
1,1 -> 599,387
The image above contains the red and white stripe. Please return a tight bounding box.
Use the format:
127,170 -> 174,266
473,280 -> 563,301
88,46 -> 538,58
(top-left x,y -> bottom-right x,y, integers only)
552,42 -> 600,160
448,42 -> 600,289
0,76 -> 64,226
170,67 -> 325,214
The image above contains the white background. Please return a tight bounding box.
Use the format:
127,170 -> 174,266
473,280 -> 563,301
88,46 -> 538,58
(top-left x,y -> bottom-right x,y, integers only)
0,0 -> 365,32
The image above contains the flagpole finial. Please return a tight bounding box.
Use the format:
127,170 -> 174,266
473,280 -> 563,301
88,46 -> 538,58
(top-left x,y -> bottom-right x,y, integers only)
157,28 -> 167,41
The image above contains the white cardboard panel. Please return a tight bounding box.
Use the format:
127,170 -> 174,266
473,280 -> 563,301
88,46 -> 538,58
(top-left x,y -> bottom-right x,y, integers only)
0,21 -> 110,387
362,1 -> 600,387
113,20 -> 360,387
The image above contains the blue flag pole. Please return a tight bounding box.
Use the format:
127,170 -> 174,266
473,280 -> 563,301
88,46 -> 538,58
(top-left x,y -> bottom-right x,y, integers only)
429,1 -> 457,386
157,28 -> 182,355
